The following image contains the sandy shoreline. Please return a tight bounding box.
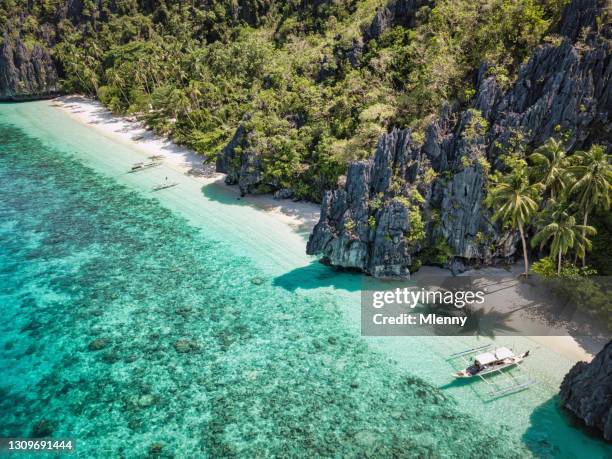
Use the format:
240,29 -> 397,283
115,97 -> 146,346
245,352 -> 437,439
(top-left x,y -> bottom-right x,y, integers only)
51,95 -> 321,236
50,95 -> 604,363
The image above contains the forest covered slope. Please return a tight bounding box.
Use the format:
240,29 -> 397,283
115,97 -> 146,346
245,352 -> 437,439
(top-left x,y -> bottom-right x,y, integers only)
0,0 -> 582,196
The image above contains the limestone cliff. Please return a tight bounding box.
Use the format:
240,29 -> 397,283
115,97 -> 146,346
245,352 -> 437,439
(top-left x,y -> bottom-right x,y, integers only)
216,122 -> 268,196
307,0 -> 611,276
560,340 -> 612,441
0,35 -> 60,100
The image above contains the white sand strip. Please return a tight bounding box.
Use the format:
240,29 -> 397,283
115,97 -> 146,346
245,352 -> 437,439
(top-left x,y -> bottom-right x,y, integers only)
51,95 -> 321,234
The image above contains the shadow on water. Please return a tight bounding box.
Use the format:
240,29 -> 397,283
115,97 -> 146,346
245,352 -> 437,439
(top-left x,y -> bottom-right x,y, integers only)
272,261 -> 362,293
523,396 -> 612,458
438,378 -> 475,391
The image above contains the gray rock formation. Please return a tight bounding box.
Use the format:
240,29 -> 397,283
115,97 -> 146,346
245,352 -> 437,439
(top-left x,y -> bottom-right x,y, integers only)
0,35 -> 60,100
308,0 -> 610,277
482,5 -> 611,155
215,123 -> 267,196
306,112 -> 513,276
364,0 -> 431,41
559,340 -> 612,441
274,188 -> 294,200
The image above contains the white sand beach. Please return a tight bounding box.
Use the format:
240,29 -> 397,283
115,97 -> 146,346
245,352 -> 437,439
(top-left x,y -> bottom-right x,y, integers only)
52,95 -> 321,234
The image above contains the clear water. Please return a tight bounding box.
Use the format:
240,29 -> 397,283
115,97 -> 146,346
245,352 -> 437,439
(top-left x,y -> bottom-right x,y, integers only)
0,102 -> 609,458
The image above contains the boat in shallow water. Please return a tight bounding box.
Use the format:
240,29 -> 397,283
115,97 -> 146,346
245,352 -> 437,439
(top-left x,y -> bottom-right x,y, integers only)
454,347 -> 530,378
447,344 -> 536,399
152,180 -> 178,191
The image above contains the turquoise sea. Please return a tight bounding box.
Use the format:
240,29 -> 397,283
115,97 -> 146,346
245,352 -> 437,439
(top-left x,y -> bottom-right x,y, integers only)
0,102 -> 610,458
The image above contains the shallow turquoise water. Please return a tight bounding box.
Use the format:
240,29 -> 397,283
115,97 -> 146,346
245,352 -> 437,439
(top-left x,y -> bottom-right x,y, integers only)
0,102 -> 610,458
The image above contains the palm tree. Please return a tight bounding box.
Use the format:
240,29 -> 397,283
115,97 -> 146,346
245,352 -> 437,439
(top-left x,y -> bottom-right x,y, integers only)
169,88 -> 194,126
187,80 -> 202,110
529,138 -> 570,200
531,209 -> 596,275
567,145 -> 612,266
486,171 -> 543,277
106,68 -> 129,105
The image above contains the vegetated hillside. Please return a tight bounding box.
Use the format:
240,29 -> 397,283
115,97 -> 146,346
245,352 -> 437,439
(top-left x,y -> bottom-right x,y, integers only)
1,0 -> 610,281
2,0 -> 572,198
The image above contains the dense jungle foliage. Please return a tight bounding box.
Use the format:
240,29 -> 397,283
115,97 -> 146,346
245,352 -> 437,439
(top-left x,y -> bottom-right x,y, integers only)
2,0 -> 570,198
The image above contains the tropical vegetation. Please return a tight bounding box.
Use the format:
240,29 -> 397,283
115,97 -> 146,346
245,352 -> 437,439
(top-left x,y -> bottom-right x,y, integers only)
2,0 -> 572,201
488,140 -> 610,276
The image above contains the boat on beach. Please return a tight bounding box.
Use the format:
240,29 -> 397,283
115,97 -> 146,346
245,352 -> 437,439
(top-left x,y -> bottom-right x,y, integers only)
129,161 -> 161,172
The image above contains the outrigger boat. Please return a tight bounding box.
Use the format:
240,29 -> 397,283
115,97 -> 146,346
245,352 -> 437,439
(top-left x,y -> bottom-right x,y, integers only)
453,346 -> 529,378
130,161 -> 161,172
152,180 -> 178,191
447,343 -> 536,399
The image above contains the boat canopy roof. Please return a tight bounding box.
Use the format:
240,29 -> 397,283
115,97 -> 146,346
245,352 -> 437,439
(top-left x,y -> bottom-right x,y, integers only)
475,347 -> 515,365
495,347 -> 514,360
475,352 -> 497,365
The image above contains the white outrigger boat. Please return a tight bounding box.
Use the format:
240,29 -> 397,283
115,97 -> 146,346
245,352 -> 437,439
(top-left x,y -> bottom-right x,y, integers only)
453,346 -> 529,378
152,180 -> 178,191
448,343 -> 536,399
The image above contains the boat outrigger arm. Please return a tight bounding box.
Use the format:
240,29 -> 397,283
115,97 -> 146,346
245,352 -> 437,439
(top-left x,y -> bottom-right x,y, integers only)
447,344 -> 536,398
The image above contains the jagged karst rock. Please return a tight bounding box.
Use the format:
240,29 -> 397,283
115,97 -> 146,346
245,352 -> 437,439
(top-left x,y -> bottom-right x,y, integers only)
558,0 -> 603,41
559,340 -> 612,441
307,129 -> 421,277
483,40 -> 611,155
346,37 -> 364,68
273,188 -> 294,200
0,35 -> 60,100
308,0 -> 611,277
215,123 -> 266,196
307,114 -> 510,276
364,0 -> 431,41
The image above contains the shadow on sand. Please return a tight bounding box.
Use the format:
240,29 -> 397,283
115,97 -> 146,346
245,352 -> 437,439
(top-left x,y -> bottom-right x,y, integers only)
201,181 -> 320,240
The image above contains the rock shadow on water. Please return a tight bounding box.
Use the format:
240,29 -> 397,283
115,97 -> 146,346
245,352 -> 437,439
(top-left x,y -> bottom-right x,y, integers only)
523,396 -> 612,458
272,261 -> 362,292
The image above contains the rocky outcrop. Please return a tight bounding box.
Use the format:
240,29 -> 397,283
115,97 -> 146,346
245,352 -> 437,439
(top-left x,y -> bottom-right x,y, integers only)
308,0 -> 611,276
0,35 -> 60,100
482,3 -> 611,155
560,340 -> 612,441
306,138 -> 417,277
364,0 -> 431,41
307,109 -> 514,276
215,124 -> 266,196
